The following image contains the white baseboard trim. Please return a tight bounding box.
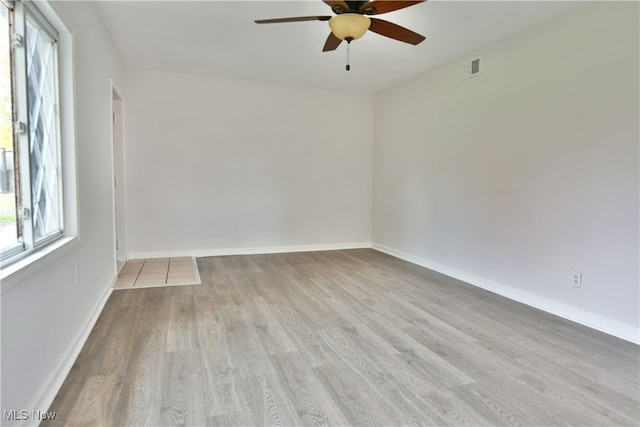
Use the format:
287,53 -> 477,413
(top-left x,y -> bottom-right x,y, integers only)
26,278 -> 114,424
129,242 -> 372,260
372,243 -> 639,345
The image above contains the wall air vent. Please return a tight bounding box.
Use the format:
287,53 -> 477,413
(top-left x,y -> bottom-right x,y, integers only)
462,57 -> 481,80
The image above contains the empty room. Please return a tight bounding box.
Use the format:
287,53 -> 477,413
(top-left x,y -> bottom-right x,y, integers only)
1,1 -> 638,426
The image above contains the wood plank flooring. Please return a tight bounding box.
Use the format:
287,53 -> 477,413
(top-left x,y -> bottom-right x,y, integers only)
45,249 -> 639,426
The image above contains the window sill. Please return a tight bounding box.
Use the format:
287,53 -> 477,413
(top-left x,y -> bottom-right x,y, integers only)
1,236 -> 78,293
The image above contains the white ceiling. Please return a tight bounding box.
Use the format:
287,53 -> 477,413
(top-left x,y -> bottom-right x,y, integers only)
93,1 -> 582,93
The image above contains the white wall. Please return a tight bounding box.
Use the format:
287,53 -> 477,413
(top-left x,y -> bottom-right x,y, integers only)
1,1 -> 124,421
124,68 -> 373,257
373,2 -> 639,342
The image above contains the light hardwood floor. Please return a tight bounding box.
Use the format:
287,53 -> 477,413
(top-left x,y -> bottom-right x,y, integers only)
46,249 -> 639,426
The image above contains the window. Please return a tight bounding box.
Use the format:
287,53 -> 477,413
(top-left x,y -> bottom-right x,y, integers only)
1,0 -> 62,263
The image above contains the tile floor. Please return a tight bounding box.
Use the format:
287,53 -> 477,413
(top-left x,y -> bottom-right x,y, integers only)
114,257 -> 201,289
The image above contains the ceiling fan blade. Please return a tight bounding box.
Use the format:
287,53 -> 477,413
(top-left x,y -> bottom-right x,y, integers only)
368,18 -> 425,45
323,1 -> 351,13
359,1 -> 425,15
322,32 -> 343,52
255,16 -> 331,24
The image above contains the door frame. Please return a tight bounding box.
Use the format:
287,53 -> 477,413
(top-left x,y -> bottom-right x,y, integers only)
110,80 -> 127,271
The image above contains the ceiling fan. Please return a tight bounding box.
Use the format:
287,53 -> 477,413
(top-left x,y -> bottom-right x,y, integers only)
255,1 -> 426,66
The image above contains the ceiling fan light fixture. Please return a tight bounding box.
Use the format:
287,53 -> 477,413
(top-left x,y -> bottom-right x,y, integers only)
328,13 -> 371,41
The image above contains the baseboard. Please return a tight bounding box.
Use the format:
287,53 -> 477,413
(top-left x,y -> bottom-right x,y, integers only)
372,243 -> 639,345
129,242 -> 372,260
25,277 -> 114,424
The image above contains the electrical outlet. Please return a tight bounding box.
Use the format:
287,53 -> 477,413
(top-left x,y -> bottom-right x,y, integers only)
572,272 -> 582,288
75,265 -> 80,284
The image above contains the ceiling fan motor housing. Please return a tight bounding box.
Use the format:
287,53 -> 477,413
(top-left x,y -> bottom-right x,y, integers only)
331,1 -> 375,14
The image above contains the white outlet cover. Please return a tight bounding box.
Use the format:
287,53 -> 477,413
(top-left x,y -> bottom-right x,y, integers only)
572,272 -> 582,288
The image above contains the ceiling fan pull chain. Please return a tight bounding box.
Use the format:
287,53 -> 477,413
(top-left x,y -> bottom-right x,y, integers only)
346,41 -> 351,71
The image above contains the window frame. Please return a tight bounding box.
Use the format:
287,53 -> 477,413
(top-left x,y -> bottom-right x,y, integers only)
1,0 -> 64,264
0,0 -> 77,288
